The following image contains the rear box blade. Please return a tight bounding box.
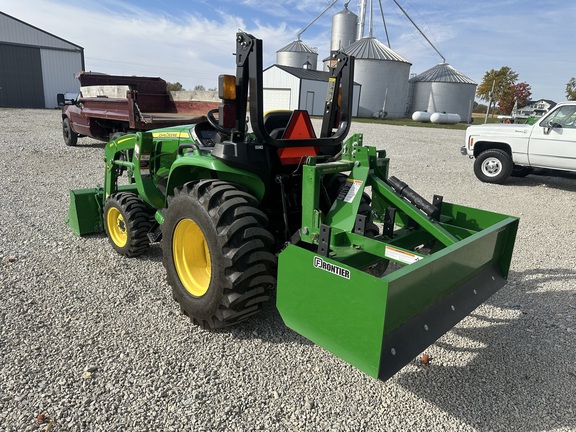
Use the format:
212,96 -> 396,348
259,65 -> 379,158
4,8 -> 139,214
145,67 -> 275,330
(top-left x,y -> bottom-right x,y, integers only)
276,207 -> 519,381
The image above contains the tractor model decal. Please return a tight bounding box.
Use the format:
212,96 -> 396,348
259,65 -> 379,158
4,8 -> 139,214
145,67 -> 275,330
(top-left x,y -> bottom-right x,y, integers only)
152,131 -> 189,139
314,256 -> 351,279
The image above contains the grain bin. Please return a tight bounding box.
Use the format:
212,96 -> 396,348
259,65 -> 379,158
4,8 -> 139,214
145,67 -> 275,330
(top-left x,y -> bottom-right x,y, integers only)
331,6 -> 358,52
343,37 -> 411,119
276,39 -> 318,70
409,63 -> 477,123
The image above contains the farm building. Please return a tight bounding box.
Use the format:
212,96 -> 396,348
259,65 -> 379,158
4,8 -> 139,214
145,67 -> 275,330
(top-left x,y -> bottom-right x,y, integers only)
0,12 -> 84,109
342,36 -> 411,119
262,64 -> 361,117
409,63 -> 477,123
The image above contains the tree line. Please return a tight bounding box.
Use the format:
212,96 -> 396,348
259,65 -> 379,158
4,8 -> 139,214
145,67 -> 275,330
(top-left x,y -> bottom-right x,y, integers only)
166,82 -> 216,92
476,67 -> 576,115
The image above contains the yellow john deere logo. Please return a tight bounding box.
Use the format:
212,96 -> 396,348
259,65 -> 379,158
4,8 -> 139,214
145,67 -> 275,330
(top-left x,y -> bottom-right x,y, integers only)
152,131 -> 189,139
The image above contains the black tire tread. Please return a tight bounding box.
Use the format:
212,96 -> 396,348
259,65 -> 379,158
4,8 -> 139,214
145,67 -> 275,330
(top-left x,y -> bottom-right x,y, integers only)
474,149 -> 513,184
62,118 -> 78,146
104,192 -> 153,257
164,179 -> 276,329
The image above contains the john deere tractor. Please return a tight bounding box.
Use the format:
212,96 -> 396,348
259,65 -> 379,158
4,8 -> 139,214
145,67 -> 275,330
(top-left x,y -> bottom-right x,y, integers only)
67,31 -> 519,381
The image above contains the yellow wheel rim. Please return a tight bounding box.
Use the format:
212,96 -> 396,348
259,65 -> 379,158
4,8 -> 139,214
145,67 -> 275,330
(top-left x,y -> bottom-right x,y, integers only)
173,218 -> 211,297
107,207 -> 128,247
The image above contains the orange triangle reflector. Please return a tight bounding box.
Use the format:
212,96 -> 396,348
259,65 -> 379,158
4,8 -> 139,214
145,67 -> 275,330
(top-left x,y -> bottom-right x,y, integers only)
277,146 -> 318,165
283,110 -> 317,139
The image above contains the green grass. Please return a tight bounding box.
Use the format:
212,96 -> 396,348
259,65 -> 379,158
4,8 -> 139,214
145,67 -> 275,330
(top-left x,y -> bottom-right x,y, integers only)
345,114 -> 503,130
350,117 -> 469,130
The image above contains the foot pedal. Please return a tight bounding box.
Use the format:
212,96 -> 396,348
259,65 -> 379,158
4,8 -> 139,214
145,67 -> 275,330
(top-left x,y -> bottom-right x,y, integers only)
147,223 -> 162,243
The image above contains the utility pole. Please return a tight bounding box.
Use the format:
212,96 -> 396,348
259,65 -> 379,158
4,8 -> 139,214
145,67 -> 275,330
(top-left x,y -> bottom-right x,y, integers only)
484,80 -> 495,124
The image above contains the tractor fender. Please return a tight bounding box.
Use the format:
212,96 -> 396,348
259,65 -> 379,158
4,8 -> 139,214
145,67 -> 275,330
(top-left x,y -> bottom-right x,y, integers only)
165,154 -> 266,203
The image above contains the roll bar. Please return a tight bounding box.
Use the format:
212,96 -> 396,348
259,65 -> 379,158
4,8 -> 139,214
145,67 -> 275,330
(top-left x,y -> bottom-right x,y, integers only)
230,31 -> 355,148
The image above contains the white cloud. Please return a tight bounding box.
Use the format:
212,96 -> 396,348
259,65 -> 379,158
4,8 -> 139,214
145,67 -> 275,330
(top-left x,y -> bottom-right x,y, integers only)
2,0 -> 574,100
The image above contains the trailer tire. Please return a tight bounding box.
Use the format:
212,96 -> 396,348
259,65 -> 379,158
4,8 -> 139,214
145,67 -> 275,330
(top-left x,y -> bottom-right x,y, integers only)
63,118 -> 78,146
474,149 -> 513,184
103,192 -> 153,257
163,180 -> 276,329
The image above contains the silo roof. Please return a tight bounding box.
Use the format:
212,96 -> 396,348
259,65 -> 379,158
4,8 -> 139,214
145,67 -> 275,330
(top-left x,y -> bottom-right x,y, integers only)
277,39 -> 316,54
410,63 -> 476,84
343,37 -> 410,64
335,6 -> 357,17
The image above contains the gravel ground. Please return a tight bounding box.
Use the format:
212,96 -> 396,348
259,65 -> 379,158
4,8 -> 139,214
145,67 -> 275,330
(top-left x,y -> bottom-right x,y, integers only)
1,109 -> 575,431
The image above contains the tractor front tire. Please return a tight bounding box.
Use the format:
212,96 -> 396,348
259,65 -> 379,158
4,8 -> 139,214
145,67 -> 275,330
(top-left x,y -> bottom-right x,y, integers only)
162,180 -> 276,329
63,118 -> 78,146
103,192 -> 153,257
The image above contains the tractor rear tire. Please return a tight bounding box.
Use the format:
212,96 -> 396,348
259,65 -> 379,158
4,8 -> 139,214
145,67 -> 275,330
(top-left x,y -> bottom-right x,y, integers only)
63,118 -> 78,146
162,180 -> 276,329
103,192 -> 154,257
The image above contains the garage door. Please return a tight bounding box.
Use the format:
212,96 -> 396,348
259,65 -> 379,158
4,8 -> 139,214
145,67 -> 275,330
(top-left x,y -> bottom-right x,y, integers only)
0,44 -> 45,108
263,88 -> 291,113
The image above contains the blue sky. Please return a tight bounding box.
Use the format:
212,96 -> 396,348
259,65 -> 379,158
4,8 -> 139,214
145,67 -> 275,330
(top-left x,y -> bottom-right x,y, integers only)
1,0 -> 573,102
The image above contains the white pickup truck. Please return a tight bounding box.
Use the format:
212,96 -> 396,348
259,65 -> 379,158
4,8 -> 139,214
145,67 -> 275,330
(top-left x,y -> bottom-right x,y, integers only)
461,101 -> 576,183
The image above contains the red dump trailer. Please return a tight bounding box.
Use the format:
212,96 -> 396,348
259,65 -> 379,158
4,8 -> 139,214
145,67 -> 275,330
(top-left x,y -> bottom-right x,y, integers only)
61,73 -> 217,146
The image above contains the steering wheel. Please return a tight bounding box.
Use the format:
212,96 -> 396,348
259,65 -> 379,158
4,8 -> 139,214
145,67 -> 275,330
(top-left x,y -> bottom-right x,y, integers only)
207,108 -> 233,135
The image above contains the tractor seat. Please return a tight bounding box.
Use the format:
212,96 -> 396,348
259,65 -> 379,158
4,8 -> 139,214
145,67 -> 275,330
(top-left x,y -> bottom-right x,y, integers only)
263,110 -> 320,165
263,110 -> 317,146
263,110 -> 292,138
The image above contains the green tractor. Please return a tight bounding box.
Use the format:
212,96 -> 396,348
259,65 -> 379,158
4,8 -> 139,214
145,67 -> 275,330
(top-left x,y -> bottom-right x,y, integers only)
67,31 -> 519,381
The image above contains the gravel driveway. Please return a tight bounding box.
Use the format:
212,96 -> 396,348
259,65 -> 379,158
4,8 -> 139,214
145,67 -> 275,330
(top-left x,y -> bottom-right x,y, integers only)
1,109 -> 575,431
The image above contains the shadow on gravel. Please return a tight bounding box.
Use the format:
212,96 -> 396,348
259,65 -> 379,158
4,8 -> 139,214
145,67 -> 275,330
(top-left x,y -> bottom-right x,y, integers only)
70,142 -> 107,149
212,293 -> 314,347
394,267 -> 576,431
507,169 -> 576,192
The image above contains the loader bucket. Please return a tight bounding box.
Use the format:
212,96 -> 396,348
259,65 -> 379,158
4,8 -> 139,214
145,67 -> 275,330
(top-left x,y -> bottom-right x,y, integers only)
66,188 -> 104,236
276,203 -> 518,381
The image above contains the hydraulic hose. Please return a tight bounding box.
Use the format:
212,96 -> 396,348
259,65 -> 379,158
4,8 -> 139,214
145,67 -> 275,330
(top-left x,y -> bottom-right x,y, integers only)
388,176 -> 438,219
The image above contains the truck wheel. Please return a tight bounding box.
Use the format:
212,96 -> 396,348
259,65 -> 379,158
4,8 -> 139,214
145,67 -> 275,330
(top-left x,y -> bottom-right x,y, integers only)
62,118 -> 78,146
163,180 -> 276,329
474,149 -> 513,184
103,192 -> 153,257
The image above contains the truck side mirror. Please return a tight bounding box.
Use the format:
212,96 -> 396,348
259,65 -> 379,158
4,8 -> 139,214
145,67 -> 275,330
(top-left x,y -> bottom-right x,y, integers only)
544,120 -> 560,135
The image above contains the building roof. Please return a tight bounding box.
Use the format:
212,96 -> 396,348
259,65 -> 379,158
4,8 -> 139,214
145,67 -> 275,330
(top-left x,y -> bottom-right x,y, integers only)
342,37 -> 410,63
0,11 -> 83,51
409,63 -> 476,84
277,39 -> 317,54
525,99 -> 556,106
265,64 -> 359,85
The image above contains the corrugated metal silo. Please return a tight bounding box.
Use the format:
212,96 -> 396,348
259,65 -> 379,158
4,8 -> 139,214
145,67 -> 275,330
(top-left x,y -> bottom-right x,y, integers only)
276,39 -> 318,70
343,37 -> 411,119
331,6 -> 358,52
409,63 -> 477,123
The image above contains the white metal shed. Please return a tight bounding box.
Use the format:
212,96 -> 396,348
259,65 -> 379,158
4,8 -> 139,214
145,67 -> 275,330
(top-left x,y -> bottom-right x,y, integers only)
262,64 -> 360,117
0,12 -> 84,108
